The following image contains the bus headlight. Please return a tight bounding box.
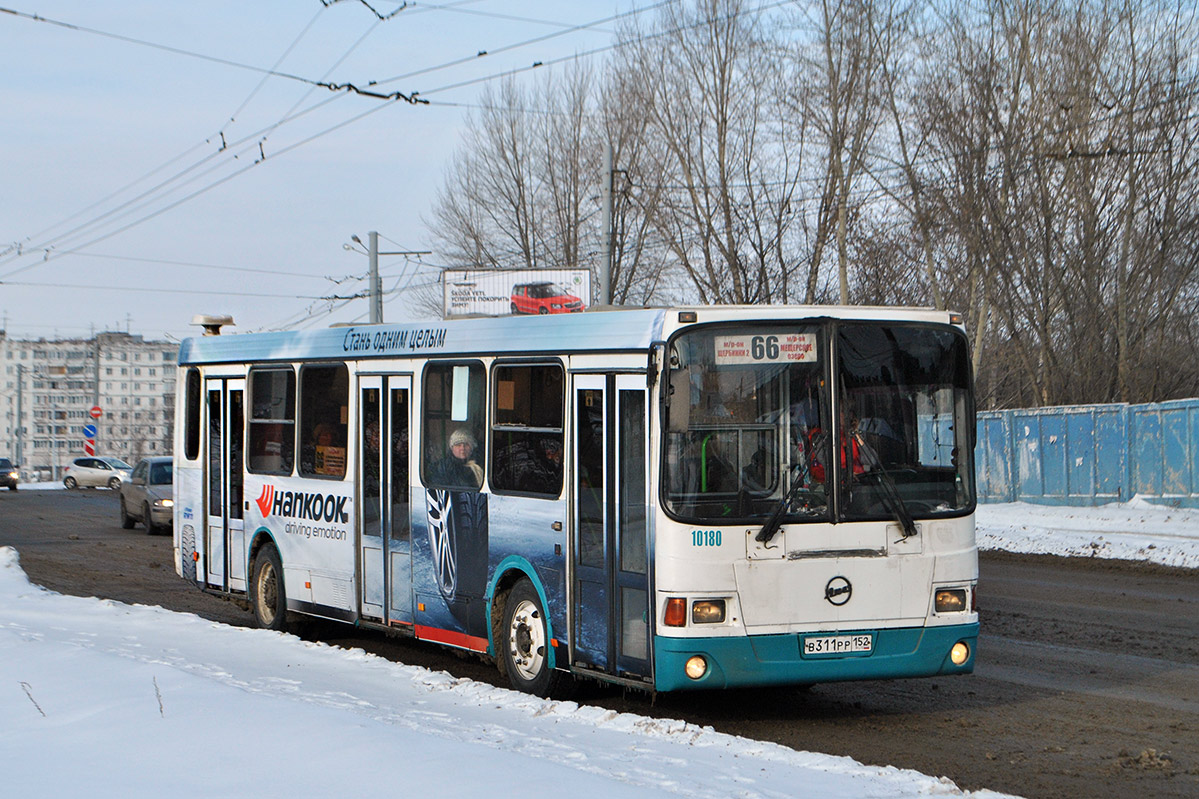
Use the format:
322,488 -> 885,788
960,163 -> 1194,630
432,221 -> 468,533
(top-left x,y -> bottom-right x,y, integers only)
935,588 -> 967,613
691,599 -> 726,624
685,655 -> 708,680
950,641 -> 970,665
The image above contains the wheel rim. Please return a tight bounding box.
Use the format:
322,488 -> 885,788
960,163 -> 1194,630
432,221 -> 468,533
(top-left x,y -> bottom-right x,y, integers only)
256,560 -> 278,626
507,598 -> 546,682
110,478 -> 119,489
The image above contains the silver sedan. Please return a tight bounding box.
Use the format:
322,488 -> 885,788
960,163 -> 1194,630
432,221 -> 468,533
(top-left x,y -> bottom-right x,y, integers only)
119,457 -> 174,534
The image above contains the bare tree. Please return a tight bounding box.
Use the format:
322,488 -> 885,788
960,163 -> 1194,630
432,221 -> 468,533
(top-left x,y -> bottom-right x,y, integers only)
617,0 -> 802,304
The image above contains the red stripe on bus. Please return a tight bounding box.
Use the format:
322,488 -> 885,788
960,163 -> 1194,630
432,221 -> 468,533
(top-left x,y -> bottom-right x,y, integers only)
415,625 -> 489,652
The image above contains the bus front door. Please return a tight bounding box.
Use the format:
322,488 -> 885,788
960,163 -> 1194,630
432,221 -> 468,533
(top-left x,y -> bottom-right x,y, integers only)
358,375 -> 413,626
571,373 -> 651,682
204,377 -> 245,593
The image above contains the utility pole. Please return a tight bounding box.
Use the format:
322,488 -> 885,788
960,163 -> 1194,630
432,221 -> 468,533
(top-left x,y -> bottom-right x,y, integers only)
351,232 -> 431,324
15,363 -> 23,468
600,145 -> 614,306
93,334 -> 101,455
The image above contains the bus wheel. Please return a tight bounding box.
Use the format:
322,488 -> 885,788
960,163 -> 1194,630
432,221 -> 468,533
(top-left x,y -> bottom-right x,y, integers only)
501,579 -> 560,697
251,544 -> 288,631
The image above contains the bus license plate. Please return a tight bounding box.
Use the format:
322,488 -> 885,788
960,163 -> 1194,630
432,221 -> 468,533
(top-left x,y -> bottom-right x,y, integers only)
803,633 -> 874,656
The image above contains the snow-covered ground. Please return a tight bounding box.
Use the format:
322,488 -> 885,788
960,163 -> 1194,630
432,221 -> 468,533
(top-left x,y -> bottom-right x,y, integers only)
977,496 -> 1199,570
0,546 -> 1016,799
4,487 -> 1195,798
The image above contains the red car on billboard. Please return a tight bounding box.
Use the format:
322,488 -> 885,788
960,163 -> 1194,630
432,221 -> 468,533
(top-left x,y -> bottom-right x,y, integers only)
510,282 -> 585,314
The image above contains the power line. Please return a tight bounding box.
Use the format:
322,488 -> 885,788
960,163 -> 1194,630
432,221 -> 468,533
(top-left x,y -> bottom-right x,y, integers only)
0,5 -> 334,88
0,2 -> 414,268
57,251 -> 359,280
0,279 -> 329,300
370,0 -> 674,87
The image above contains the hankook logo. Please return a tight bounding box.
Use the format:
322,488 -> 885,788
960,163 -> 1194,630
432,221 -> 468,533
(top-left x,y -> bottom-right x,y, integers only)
824,576 -> 852,606
254,484 -> 349,524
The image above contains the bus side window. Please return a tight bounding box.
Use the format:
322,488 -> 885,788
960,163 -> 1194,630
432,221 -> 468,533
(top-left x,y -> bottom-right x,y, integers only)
491,363 -> 564,497
422,361 -> 486,490
248,368 -> 296,475
298,364 -> 349,479
184,367 -> 201,460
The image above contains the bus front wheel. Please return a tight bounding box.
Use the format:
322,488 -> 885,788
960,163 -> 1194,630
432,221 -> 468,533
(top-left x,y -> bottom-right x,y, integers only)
501,579 -> 560,697
251,544 -> 289,632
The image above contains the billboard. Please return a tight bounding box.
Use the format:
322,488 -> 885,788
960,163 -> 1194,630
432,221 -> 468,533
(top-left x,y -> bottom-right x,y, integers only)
442,269 -> 592,318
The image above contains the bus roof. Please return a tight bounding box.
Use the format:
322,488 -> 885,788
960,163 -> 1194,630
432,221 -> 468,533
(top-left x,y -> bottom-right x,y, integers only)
178,308 -> 669,366
176,305 -> 958,366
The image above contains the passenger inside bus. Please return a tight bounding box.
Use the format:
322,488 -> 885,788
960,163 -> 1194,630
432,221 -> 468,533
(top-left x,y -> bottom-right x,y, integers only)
430,427 -> 483,489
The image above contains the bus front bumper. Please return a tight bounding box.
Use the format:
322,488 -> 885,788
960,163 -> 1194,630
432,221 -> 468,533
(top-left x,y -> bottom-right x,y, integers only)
653,622 -> 978,692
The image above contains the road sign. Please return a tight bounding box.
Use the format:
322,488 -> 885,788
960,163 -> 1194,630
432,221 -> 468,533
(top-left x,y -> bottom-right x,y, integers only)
89,406 -> 103,419
82,424 -> 97,438
83,440 -> 95,456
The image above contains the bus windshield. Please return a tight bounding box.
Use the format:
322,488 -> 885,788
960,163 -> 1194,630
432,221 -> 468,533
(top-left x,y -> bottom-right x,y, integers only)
662,322 -> 975,524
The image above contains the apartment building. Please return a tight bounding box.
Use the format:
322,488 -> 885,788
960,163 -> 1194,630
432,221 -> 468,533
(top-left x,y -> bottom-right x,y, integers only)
0,330 -> 177,481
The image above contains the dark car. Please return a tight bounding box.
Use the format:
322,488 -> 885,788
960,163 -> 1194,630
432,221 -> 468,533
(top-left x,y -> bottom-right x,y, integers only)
0,458 -> 18,490
510,282 -> 585,314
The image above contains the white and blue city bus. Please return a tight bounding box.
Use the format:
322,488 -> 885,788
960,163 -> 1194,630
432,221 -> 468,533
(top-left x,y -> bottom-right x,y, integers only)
173,305 -> 978,695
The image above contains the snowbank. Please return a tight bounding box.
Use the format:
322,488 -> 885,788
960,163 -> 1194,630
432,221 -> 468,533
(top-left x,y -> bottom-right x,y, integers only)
977,497 -> 1199,569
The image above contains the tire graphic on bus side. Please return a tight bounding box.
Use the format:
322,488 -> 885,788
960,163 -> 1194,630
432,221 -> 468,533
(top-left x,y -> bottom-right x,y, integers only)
180,524 -> 197,583
424,489 -> 490,632
425,490 -> 458,601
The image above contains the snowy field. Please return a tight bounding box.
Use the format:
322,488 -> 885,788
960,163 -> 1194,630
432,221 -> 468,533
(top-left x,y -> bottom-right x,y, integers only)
4,487 -> 1196,798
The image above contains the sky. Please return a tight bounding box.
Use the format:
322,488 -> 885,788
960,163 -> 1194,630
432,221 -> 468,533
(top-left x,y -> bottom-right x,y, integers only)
0,0 -> 633,342
2,494 -> 1195,797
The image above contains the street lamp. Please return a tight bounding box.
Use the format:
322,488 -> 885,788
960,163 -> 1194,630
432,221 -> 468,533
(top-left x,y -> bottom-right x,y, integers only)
345,231 -> 431,323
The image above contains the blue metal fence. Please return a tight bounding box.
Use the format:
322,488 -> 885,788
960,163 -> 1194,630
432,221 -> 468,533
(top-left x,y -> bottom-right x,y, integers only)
976,399 -> 1199,508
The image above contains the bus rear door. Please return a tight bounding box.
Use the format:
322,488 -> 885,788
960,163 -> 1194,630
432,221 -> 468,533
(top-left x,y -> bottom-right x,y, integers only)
204,376 -> 245,592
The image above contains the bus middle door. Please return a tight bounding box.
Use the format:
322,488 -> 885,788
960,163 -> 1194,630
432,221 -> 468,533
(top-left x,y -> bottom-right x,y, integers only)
358,374 -> 414,626
571,373 -> 651,682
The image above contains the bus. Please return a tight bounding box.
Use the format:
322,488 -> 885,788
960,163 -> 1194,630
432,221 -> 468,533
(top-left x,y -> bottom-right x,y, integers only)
172,305 -> 978,695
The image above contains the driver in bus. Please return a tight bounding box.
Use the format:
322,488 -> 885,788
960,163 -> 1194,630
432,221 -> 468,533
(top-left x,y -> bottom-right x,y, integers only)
808,407 -> 865,483
433,427 -> 484,489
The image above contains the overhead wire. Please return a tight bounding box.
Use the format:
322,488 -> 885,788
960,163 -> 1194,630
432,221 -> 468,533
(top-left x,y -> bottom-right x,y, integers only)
0,3 -> 345,267
0,3 -> 402,278
1,1 -> 676,280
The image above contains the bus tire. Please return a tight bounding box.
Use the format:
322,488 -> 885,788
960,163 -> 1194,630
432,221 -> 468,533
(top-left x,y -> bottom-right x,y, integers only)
500,579 -> 560,697
251,543 -> 289,632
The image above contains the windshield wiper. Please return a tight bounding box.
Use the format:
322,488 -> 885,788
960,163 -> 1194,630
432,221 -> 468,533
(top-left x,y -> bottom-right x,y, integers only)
755,467 -> 819,544
855,435 -> 918,539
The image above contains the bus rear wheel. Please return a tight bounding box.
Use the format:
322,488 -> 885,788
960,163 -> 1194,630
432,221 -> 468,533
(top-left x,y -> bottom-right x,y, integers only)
251,543 -> 289,631
501,579 -> 560,697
